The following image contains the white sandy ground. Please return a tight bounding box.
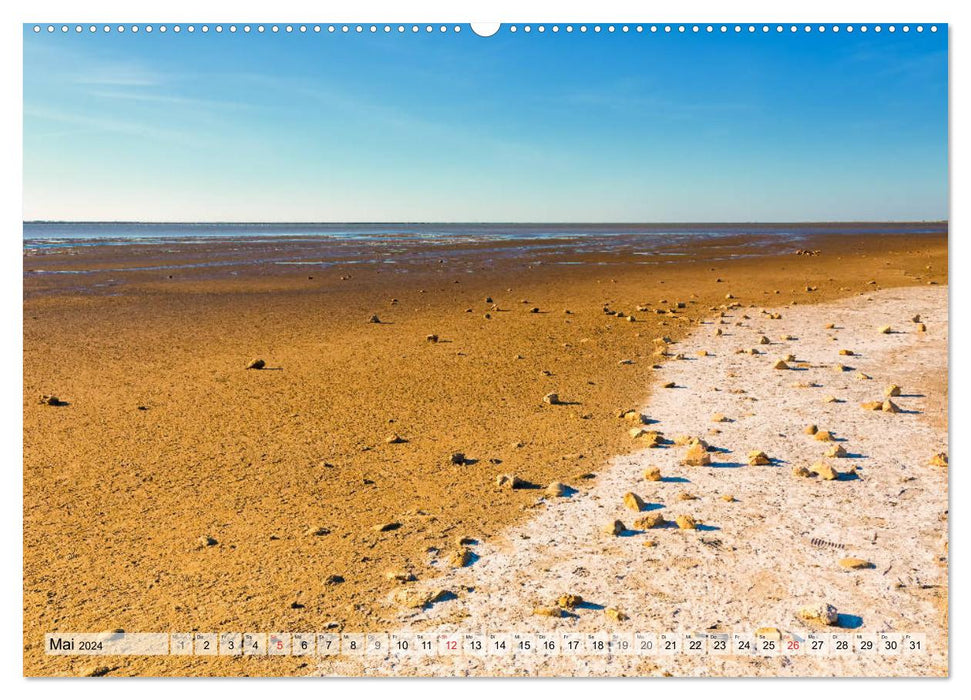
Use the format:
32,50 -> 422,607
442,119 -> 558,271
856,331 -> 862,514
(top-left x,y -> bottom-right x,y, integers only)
314,286 -> 948,677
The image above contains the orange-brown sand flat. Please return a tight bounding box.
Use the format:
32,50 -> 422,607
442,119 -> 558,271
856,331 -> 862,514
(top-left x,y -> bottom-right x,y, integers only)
23,228 -> 947,676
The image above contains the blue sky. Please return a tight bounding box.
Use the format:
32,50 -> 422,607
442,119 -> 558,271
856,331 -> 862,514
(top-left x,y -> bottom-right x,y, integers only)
23,25 -> 947,222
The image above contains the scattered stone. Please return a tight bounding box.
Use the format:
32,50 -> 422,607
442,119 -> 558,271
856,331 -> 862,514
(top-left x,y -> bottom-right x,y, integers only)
826,444 -> 848,458
496,474 -> 526,489
620,409 -> 648,424
772,359 -> 789,370
374,522 -> 402,532
634,513 -> 666,529
814,430 -> 834,442
810,462 -> 839,480
855,372 -> 871,380
758,335 -> 770,345
675,515 -> 697,530
605,608 -> 629,622
662,381 -> 676,388
824,323 -> 836,329
643,540 -> 658,547
426,334 -> 439,343
368,314 -> 381,324
804,424 -> 818,435
603,520 -> 626,536
682,443 -> 712,466
792,466 -> 813,478
917,322 -> 927,332
711,413 -> 729,423
386,433 -> 406,444
878,325 -> 892,334
623,492 -> 646,511
747,450 -> 771,466
721,494 -> 736,502
385,570 -> 417,583
449,452 -> 466,465
882,399 -> 900,413
912,314 -> 921,323
534,606 -> 567,618
543,392 -> 561,405
677,491 -> 698,501
306,526 -> 331,536
449,548 -> 474,568
325,574 -> 345,585
643,466 -> 662,482
557,594 -> 583,609
797,603 -> 840,626
545,482 -> 570,497
861,401 -> 883,411
834,363 -> 848,373
822,395 -> 838,404
198,535 -> 218,547
839,558 -> 874,570
394,588 -> 454,610
245,359 -> 266,370
930,453 -> 948,468
884,384 -> 902,397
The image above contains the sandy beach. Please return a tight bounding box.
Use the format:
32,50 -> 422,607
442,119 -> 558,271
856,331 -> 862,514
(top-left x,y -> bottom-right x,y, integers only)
22,229 -> 947,677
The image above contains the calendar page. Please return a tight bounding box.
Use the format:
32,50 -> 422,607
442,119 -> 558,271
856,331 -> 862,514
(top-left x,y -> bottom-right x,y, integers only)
21,8 -> 949,681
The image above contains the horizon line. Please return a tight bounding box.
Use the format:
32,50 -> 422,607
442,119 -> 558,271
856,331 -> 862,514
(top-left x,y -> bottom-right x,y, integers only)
23,219 -> 950,226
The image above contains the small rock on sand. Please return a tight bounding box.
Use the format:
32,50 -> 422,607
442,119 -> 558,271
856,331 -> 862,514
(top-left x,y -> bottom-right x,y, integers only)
675,514 -> 697,530
557,594 -> 583,609
814,430 -> 834,442
882,399 -> 900,413
772,359 -> 789,370
811,462 -> 839,480
306,526 -> 331,536
884,384 -> 902,397
449,452 -> 466,465
534,606 -> 567,618
426,334 -> 439,343
603,520 -> 626,536
449,548 -> 474,567
879,325 -> 892,334
643,466 -> 662,482
839,557 -> 874,570
385,570 -> 417,583
861,401 -> 883,411
545,482 -> 570,497
394,588 -> 454,610
634,513 -> 665,529
245,359 -> 266,370
497,474 -> 526,489
792,466 -> 813,478
797,603 -> 840,626
543,393 -> 561,405
605,608 -> 629,622
826,444 -> 848,458
198,535 -> 218,547
386,433 -> 406,444
623,492 -> 646,511
368,314 -> 381,324
747,450 -> 771,466
804,424 -> 818,435
374,522 -> 402,532
930,453 -> 948,468
682,443 -> 712,466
